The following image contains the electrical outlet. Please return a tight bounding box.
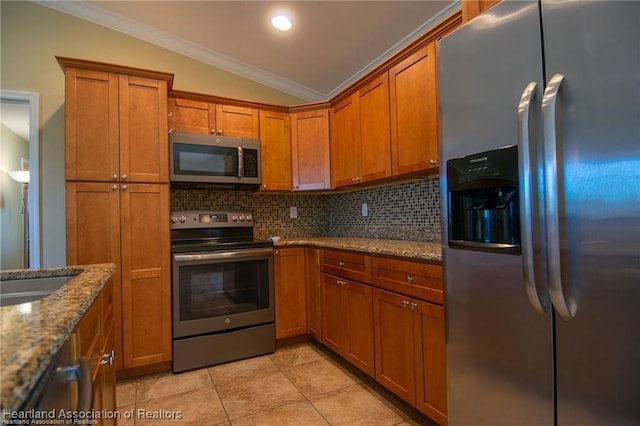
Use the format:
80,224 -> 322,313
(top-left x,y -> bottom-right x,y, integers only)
290,206 -> 298,219
362,203 -> 368,217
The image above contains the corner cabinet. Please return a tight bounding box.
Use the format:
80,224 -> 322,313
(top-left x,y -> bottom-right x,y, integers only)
331,73 -> 392,188
60,57 -> 173,371
290,108 -> 331,191
389,41 -> 439,176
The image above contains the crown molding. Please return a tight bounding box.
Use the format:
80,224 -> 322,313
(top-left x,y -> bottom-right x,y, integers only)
36,0 -> 459,103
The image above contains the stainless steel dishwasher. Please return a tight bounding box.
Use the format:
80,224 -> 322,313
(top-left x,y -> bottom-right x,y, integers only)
19,336 -> 93,421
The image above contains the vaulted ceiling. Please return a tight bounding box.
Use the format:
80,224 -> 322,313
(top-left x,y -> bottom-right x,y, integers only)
39,1 -> 458,101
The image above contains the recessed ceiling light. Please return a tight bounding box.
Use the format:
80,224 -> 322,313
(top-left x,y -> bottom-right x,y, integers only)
271,15 -> 292,31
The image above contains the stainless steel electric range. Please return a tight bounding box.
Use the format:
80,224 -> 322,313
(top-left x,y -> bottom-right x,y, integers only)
170,211 -> 274,372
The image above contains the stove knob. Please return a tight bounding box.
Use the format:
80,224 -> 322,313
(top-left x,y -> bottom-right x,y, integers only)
231,215 -> 238,222
179,216 -> 187,223
239,215 -> 245,221
170,216 -> 178,224
246,214 -> 252,222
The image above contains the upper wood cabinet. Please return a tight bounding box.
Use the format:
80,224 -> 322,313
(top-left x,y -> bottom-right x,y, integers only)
290,108 -> 331,191
259,110 -> 292,191
389,41 -> 439,176
168,97 -> 259,138
331,73 -> 392,188
462,0 -> 501,23
64,68 -> 169,183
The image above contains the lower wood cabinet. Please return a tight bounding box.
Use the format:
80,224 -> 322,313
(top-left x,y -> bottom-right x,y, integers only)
373,288 -> 447,424
66,182 -> 171,371
321,273 -> 375,377
274,247 -> 307,339
73,279 -> 116,425
305,248 -> 323,341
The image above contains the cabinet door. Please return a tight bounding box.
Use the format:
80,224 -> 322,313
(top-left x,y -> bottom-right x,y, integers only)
64,68 -> 119,182
66,182 -> 123,371
305,248 -> 323,341
373,288 -> 416,404
331,93 -> 361,188
274,247 -> 307,339
321,273 -> 346,355
120,183 -> 171,368
345,280 -> 375,377
119,75 -> 168,183
389,42 -> 439,175
359,73 -> 392,183
214,104 -> 259,138
414,300 -> 447,424
168,97 -> 211,134
290,109 -> 331,191
259,110 -> 292,191
98,318 -> 116,426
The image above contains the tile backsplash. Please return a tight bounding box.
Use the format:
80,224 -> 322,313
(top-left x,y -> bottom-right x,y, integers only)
171,176 -> 441,242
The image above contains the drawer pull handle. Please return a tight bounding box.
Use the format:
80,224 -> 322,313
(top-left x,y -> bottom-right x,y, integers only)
338,261 -> 345,267
406,275 -> 414,284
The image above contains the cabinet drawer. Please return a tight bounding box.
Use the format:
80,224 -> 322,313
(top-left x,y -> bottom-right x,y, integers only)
321,249 -> 372,284
372,257 -> 443,304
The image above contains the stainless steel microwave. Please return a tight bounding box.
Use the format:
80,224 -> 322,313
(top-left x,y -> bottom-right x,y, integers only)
170,131 -> 261,186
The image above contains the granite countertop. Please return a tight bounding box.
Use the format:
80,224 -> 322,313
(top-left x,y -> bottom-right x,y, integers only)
0,263 -> 115,412
273,237 -> 442,263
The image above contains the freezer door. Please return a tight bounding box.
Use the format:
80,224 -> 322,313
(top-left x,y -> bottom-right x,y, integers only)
438,2 -> 553,424
540,1 -> 640,424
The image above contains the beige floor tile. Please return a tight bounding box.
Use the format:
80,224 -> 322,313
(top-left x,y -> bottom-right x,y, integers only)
283,358 -> 358,398
116,404 -> 135,426
270,342 -> 326,369
135,387 -> 228,426
208,354 -> 278,385
137,368 -> 213,402
116,380 -> 137,408
216,369 -> 305,420
310,384 -> 406,425
231,401 -> 329,426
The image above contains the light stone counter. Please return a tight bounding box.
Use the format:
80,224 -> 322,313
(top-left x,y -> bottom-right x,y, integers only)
0,263 -> 115,412
273,237 -> 442,263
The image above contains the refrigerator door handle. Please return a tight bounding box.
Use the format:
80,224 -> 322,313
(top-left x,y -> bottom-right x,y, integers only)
517,81 -> 546,314
542,73 -> 574,321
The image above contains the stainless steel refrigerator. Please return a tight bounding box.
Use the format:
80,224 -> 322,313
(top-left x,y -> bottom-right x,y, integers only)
437,1 -> 639,424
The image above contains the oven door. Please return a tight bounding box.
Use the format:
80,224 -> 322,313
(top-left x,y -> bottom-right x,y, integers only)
172,247 -> 274,338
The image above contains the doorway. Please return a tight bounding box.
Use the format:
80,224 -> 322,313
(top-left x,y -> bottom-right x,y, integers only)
0,90 -> 40,269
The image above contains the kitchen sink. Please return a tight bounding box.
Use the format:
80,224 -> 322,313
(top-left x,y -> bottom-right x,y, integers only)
0,275 -> 74,307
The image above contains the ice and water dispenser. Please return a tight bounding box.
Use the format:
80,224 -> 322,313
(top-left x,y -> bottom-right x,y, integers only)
447,145 -> 521,255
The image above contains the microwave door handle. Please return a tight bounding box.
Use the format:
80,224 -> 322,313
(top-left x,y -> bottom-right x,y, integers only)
238,147 -> 244,178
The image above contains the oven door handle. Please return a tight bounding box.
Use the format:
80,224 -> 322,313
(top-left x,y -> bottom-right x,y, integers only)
173,247 -> 274,262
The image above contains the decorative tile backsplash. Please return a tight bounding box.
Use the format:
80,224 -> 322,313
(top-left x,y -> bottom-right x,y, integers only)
171,176 -> 441,242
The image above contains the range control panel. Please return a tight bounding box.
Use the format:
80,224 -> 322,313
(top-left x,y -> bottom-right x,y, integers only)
170,211 -> 253,229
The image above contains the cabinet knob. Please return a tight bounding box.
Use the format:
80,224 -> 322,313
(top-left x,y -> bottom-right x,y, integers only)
121,185 -> 128,191
275,250 -> 280,255
262,184 -> 268,189
410,302 -> 418,309
293,185 -> 299,190
338,261 -> 345,267
429,159 -> 437,165
111,174 -> 118,180
402,300 -> 411,308
111,184 -> 118,191
168,128 -> 174,134
121,174 -> 128,181
210,129 -> 216,134
167,111 -> 173,117
406,275 -> 414,284
351,177 -> 356,183
217,130 -> 223,135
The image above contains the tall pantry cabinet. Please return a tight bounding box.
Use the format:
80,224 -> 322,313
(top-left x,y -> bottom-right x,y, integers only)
59,57 -> 173,371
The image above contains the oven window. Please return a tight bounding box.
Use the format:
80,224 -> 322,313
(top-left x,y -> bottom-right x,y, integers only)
177,258 -> 270,321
